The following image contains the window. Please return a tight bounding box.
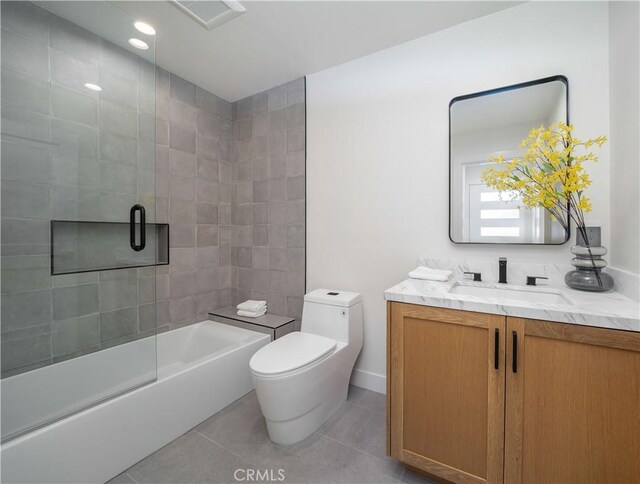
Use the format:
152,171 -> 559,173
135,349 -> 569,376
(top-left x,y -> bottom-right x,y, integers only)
480,227 -> 521,237
469,187 -> 530,242
480,209 -> 520,220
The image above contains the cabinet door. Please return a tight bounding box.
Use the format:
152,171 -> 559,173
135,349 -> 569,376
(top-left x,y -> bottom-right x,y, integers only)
388,303 -> 506,484
505,318 -> 640,484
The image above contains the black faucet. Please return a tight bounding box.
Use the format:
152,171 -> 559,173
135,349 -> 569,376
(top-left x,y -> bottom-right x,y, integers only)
499,257 -> 508,284
527,276 -> 548,286
464,271 -> 482,282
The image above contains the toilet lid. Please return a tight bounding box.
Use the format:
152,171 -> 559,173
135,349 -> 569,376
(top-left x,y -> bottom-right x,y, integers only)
250,332 -> 337,376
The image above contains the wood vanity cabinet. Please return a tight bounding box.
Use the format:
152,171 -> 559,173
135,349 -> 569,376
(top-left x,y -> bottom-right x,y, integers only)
387,302 -> 640,484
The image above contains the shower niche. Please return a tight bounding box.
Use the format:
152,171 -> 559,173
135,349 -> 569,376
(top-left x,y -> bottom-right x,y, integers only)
51,220 -> 169,275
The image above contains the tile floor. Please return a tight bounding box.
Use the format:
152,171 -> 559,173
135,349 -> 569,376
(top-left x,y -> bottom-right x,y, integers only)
108,386 -> 434,484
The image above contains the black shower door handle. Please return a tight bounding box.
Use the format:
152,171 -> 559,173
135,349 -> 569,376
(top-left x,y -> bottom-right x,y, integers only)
130,204 -> 146,252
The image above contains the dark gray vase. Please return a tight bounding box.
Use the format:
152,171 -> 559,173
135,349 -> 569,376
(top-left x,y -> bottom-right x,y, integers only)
564,227 -> 614,292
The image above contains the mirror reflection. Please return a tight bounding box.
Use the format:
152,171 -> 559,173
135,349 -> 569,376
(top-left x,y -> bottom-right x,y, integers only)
449,76 -> 569,244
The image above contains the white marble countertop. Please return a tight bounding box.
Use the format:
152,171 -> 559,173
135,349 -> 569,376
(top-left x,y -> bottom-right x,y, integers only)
384,278 -> 640,332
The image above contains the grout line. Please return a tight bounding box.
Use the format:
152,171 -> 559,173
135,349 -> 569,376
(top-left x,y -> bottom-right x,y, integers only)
318,434 -> 403,483
345,398 -> 386,416
318,431 -> 393,466
195,430 -> 288,479
193,429 -> 245,460
124,472 -> 139,484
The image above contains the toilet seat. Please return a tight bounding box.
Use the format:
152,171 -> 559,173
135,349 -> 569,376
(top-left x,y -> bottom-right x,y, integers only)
249,332 -> 337,377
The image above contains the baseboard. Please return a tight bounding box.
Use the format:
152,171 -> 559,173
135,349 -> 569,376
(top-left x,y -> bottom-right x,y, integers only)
350,368 -> 386,394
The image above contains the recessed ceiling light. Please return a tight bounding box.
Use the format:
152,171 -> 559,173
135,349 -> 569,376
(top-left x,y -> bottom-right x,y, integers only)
128,38 -> 149,50
84,83 -> 102,92
133,20 -> 156,36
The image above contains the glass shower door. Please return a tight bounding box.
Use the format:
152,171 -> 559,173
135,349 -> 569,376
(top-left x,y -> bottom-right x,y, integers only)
1,1 -> 161,441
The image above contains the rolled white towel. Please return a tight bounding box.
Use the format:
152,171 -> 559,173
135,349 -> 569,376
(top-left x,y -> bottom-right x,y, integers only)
237,300 -> 267,312
237,308 -> 267,318
408,266 -> 452,282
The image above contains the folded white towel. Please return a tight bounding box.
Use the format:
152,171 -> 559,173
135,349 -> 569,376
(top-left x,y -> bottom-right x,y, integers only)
237,300 -> 267,311
237,308 -> 267,318
408,266 -> 453,282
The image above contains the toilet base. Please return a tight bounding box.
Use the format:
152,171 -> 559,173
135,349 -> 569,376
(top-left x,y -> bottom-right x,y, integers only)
265,394 -> 346,445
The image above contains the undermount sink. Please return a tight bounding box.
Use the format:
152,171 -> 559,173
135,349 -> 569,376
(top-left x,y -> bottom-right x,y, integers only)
448,283 -> 574,306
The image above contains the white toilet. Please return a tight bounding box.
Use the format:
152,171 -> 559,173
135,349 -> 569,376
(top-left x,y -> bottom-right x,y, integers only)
249,289 -> 363,445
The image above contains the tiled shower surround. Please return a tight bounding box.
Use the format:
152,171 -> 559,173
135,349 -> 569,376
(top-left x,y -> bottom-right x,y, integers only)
0,2 -> 306,377
230,79 -> 306,321
155,70 -> 235,328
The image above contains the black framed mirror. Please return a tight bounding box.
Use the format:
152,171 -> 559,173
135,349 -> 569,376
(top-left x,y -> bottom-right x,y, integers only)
449,75 -> 569,244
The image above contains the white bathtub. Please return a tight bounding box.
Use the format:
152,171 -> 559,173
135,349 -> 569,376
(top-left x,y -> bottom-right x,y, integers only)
1,321 -> 269,484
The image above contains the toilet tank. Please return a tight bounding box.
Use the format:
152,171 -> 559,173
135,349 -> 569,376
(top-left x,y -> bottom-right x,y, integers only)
301,289 -> 362,344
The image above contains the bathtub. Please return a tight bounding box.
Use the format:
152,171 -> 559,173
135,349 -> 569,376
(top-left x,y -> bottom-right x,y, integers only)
1,321 -> 269,484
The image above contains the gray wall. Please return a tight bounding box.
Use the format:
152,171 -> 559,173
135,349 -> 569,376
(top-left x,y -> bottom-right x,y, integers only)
1,2 -> 306,377
230,79 -> 306,321
0,2 -> 235,376
155,66 -> 234,328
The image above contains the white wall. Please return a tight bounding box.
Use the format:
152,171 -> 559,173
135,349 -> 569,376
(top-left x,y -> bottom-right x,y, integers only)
306,2 -> 611,392
609,1 -> 640,276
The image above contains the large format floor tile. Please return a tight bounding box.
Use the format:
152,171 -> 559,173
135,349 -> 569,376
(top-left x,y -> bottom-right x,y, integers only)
108,386 -> 434,484
127,431 -> 247,483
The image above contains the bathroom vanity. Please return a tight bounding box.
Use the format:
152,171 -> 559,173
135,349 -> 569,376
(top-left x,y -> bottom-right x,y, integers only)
385,278 -> 640,484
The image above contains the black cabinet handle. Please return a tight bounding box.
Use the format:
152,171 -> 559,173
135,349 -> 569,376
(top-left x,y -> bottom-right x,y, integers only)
512,331 -> 518,373
494,329 -> 499,370
130,204 -> 146,252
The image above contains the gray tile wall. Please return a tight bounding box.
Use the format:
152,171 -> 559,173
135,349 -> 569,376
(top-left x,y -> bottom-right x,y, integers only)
230,79 -> 306,321
0,2 -> 233,377
1,2 -> 305,378
155,67 -> 234,329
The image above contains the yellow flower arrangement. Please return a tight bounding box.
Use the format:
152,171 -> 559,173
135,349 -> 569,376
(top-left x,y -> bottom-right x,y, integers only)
480,122 -> 606,236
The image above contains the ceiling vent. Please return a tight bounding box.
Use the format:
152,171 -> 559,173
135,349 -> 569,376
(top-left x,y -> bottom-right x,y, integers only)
171,0 -> 245,30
